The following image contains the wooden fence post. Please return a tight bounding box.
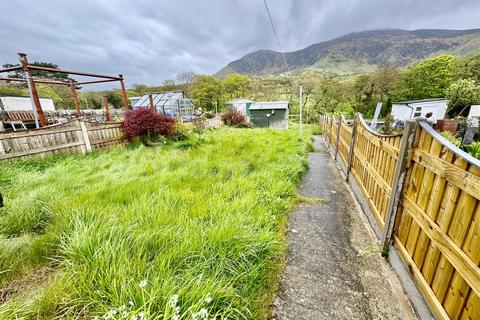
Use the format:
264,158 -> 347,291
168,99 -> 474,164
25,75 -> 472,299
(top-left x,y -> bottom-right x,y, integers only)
79,119 -> 92,153
0,137 -> 5,156
103,96 -> 111,122
324,116 -> 329,144
381,120 -> 417,256
334,118 -> 341,160
346,114 -> 358,182
328,117 -> 333,148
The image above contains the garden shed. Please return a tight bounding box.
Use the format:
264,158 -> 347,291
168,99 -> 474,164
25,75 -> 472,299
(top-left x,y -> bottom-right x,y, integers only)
249,101 -> 289,129
133,90 -> 194,120
226,99 -> 254,115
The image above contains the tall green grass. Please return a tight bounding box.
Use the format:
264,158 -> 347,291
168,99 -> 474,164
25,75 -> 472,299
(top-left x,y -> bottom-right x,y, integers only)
0,128 -> 310,319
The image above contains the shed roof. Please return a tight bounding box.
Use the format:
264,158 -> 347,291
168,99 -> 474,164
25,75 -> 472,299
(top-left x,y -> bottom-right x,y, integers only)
227,99 -> 254,104
249,101 -> 289,110
393,98 -> 447,105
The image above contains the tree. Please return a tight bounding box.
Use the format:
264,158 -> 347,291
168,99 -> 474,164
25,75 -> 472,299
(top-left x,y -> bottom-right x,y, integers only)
453,54 -> 480,83
445,79 -> 480,116
190,75 -> 223,111
349,74 -> 375,115
175,71 -> 196,85
393,55 -> 455,100
310,77 -> 342,115
106,91 -> 124,109
36,85 -> 63,107
0,84 -> 27,96
372,62 -> 400,102
223,74 -> 250,100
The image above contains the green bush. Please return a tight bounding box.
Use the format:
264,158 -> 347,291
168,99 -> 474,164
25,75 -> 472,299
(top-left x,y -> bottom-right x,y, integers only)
440,131 -> 461,147
464,142 -> 480,159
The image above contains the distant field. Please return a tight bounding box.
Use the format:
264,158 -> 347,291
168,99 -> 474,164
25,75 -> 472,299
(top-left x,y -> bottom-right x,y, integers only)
0,128 -> 310,319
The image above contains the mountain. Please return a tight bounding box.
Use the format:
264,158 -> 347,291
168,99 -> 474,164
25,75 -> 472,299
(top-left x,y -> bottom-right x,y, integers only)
215,29 -> 480,78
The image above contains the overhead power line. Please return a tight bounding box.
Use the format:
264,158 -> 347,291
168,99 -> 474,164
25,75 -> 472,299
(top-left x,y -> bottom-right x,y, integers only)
263,0 -> 291,75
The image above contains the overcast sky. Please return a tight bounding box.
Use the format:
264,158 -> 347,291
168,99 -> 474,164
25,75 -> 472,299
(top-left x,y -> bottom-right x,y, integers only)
0,0 -> 479,89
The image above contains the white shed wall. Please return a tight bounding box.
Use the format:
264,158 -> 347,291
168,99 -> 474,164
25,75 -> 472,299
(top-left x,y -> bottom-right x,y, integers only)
468,105 -> 480,118
391,100 -> 447,123
0,96 -> 56,112
228,102 -> 247,114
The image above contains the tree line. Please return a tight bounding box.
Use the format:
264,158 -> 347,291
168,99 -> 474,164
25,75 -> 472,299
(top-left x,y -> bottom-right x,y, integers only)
1,54 -> 478,119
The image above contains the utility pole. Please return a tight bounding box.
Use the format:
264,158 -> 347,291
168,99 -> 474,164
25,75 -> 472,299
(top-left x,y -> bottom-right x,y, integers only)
299,85 -> 303,138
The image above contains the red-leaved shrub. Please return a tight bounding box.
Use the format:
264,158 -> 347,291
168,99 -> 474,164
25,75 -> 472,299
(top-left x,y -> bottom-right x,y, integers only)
221,108 -> 246,126
121,108 -> 176,141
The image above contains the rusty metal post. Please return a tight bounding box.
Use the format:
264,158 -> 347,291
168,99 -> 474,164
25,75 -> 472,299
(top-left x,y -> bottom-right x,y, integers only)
148,94 -> 155,112
103,96 -> 111,122
18,53 -> 47,127
69,79 -> 81,117
119,74 -> 129,111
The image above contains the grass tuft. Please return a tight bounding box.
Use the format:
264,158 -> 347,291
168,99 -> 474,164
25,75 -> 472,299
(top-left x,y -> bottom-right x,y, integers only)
0,127 -> 311,319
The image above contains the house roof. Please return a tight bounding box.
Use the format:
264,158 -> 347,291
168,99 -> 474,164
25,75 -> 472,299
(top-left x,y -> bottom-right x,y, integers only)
393,98 -> 447,105
227,99 -> 254,104
249,101 -> 289,110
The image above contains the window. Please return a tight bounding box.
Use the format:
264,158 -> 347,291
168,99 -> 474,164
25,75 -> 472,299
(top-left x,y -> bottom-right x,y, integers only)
414,112 -> 422,117
416,106 -> 422,111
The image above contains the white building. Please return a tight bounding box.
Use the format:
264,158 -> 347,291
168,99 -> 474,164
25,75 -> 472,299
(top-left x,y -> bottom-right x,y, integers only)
226,99 -> 254,115
0,96 -> 56,112
468,105 -> 480,119
391,98 -> 448,123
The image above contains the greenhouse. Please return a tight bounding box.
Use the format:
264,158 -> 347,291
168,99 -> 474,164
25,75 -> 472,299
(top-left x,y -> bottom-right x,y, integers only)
132,90 -> 195,120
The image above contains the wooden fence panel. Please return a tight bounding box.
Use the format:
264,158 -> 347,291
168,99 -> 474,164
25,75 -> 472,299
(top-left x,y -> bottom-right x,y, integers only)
393,122 -> 480,320
350,115 -> 402,230
329,116 -> 338,149
320,114 -> 480,319
338,115 -> 352,167
0,119 -> 123,160
85,121 -> 124,150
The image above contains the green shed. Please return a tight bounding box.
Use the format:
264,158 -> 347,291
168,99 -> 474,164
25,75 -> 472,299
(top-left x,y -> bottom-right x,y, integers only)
226,99 -> 254,116
249,101 -> 289,129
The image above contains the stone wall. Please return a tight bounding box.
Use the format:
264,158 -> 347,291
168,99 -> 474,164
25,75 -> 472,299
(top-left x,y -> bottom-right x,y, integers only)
0,109 -> 124,123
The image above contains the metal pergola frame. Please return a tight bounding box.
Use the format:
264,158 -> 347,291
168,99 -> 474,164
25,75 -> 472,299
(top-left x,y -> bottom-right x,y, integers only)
0,52 -> 130,128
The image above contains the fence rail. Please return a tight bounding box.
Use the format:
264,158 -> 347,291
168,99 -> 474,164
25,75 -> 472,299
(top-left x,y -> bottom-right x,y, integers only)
0,119 -> 123,160
319,114 -> 480,320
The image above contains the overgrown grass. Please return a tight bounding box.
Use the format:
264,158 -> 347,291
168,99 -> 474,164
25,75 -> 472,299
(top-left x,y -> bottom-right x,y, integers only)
0,128 -> 311,319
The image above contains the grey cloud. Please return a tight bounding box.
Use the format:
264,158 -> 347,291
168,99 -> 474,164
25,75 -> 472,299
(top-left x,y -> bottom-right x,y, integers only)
0,0 -> 478,89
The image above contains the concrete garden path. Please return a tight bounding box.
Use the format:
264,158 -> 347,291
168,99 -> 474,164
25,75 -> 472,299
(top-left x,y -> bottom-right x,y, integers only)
273,136 -> 417,320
